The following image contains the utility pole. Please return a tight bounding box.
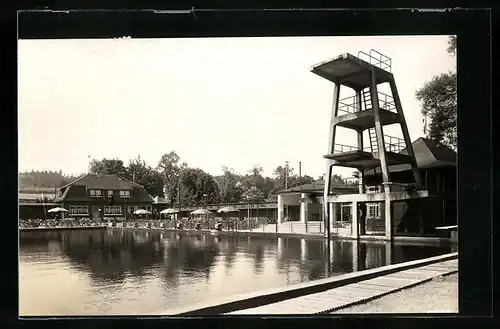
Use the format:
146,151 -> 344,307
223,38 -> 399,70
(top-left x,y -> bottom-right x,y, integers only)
300,161 -> 307,233
285,160 -> 289,189
285,160 -> 289,219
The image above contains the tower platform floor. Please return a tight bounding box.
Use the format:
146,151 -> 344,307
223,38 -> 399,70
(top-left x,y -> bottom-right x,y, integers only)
310,53 -> 393,89
324,151 -> 413,169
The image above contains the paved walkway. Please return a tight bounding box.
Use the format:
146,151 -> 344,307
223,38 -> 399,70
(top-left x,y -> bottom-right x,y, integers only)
226,259 -> 457,315
332,273 -> 458,313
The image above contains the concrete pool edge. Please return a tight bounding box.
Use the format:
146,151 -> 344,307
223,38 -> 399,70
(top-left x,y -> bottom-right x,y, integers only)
110,227 -> 457,244
20,226 -> 108,231
151,252 -> 458,316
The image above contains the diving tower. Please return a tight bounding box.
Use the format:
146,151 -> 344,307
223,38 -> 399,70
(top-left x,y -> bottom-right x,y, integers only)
311,50 -> 425,241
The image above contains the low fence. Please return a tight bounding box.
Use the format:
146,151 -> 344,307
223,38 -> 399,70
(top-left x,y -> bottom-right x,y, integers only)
19,217 -> 356,236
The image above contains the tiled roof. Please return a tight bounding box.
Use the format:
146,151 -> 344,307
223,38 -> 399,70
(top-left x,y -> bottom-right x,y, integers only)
364,138 -> 456,176
60,174 -> 137,190
400,137 -> 456,168
55,174 -> 154,203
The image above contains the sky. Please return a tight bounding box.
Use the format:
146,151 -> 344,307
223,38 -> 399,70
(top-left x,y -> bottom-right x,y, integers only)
18,36 -> 455,179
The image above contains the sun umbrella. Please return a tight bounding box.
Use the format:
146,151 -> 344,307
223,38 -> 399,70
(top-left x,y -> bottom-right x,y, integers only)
217,206 -> 239,214
191,208 -> 212,215
134,209 -> 152,215
47,207 -> 69,213
160,208 -> 179,214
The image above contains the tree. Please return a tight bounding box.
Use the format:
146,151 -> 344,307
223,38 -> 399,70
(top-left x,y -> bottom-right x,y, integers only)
178,168 -> 220,205
415,36 -> 457,150
239,165 -> 267,201
157,151 -> 182,204
288,174 -> 314,187
215,166 -> 244,203
447,35 -> 457,56
126,157 -> 164,197
90,158 -> 127,176
242,186 -> 265,202
272,161 -> 294,191
18,170 -> 84,189
330,174 -> 345,185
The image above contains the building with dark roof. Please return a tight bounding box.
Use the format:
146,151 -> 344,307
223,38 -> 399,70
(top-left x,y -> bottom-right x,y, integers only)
274,138 -> 456,237
54,174 -> 153,220
363,137 -> 456,195
361,138 -> 456,237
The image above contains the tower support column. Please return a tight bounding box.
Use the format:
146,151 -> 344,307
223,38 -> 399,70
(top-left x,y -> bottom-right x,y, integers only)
389,79 -> 424,189
351,201 -> 359,239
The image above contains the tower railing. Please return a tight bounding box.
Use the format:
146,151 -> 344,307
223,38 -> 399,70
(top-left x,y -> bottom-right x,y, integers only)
357,49 -> 392,72
337,91 -> 396,115
333,143 -> 360,154
334,134 -> 406,155
337,95 -> 360,114
378,92 -> 397,112
384,135 -> 406,153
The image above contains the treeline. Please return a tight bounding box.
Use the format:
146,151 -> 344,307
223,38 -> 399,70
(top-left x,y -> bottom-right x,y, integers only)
20,151 -> 350,206
89,152 -> 349,206
19,170 -> 85,190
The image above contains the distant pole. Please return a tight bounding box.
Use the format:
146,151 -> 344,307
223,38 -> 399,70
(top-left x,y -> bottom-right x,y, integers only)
88,154 -> 91,174
285,161 -> 289,189
300,161 -> 307,233
285,160 -> 289,219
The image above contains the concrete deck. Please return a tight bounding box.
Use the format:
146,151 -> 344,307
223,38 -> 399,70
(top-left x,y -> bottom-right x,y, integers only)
227,258 -> 457,315
155,252 -> 457,315
326,190 -> 429,203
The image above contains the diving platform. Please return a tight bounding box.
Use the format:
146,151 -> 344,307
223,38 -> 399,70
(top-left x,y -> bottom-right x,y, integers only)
333,108 -> 401,131
324,150 -> 413,170
310,52 -> 393,90
312,49 -> 425,241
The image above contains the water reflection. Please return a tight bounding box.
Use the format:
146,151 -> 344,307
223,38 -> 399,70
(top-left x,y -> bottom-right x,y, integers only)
19,229 -> 456,316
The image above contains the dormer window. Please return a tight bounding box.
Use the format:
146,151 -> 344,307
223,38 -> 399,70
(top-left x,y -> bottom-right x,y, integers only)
90,189 -> 102,197
119,190 -> 131,198
108,190 -> 114,197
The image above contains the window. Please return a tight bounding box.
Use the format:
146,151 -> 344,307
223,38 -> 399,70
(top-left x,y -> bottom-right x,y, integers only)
367,204 -> 381,218
119,190 -> 131,198
90,189 -> 102,197
104,206 -> 122,215
69,205 -> 89,215
367,186 -> 381,194
108,190 -> 114,197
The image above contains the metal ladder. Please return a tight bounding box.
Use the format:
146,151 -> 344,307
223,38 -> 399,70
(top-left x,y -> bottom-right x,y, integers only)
362,88 -> 372,111
368,128 -> 378,153
363,88 -> 379,153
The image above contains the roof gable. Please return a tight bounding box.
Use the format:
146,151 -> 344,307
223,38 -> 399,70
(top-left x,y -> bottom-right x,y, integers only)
400,137 -> 456,168
60,174 -> 137,190
364,138 -> 457,177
